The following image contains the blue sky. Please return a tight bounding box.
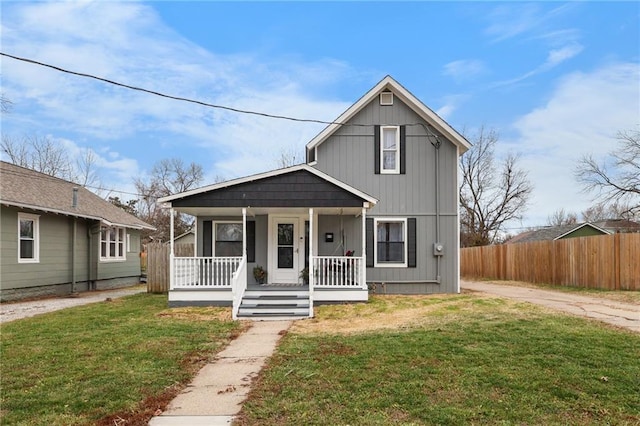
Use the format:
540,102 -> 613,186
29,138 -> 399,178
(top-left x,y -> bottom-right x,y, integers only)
1,1 -> 639,230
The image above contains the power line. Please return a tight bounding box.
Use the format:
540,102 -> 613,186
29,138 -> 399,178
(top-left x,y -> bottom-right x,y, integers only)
0,52 -> 445,139
1,51 -> 368,126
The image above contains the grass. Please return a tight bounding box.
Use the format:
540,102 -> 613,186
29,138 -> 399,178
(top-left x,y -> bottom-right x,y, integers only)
472,279 -> 640,304
0,293 -> 243,425
237,295 -> 640,425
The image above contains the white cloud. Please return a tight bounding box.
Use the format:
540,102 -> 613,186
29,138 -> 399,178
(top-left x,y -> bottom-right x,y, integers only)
1,1 -> 358,189
442,60 -> 486,81
505,62 -> 640,227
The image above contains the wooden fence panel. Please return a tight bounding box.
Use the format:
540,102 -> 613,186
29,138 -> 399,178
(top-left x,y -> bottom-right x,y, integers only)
460,233 -> 640,291
145,243 -> 194,293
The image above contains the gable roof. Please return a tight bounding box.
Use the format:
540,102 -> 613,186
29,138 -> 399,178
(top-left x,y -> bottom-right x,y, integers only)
0,161 -> 154,230
593,219 -> 640,233
159,164 -> 378,206
306,75 -> 471,154
507,222 -> 610,244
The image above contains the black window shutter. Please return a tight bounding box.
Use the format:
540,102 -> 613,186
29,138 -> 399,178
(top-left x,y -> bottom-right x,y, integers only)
374,125 -> 380,174
408,218 -> 416,268
400,125 -> 406,175
202,220 -> 212,257
246,221 -> 255,262
366,218 -> 374,267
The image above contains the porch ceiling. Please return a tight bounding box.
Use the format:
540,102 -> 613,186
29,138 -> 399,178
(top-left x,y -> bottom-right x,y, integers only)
173,206 -> 366,217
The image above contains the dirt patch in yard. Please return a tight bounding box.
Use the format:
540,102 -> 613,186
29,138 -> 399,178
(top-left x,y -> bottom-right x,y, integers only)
156,306 -> 233,322
290,294 -> 534,335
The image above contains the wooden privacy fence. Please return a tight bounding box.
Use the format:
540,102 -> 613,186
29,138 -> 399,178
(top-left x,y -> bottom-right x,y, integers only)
461,233 -> 640,291
146,243 -> 194,293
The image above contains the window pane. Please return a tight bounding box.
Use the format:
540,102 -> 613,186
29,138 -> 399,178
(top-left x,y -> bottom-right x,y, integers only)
383,152 -> 396,170
119,228 -> 125,241
20,240 -> 34,259
278,224 -> 294,245
215,241 -> 242,257
101,229 -> 107,241
377,242 -> 404,263
216,223 -> 242,242
109,228 -> 117,242
382,128 -> 397,149
110,242 -> 116,257
101,242 -> 107,257
20,220 -> 33,238
278,247 -> 293,268
118,242 -> 124,257
388,222 -> 404,242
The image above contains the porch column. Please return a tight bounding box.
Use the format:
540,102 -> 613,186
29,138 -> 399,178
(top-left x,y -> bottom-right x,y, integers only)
361,206 -> 367,289
242,208 -> 247,259
308,208 -> 314,317
169,207 -> 175,290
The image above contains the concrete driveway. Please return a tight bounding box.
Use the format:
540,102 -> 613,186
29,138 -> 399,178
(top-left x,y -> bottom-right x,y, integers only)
462,280 -> 640,333
0,286 -> 146,324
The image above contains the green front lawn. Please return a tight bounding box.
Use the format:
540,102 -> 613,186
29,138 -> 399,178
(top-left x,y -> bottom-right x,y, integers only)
0,294 -> 242,425
237,295 -> 640,425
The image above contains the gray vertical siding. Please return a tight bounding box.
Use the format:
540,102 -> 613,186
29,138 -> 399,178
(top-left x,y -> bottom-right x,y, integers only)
312,96 -> 461,293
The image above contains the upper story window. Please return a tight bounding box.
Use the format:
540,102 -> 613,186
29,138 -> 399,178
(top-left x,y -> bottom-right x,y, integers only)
18,213 -> 40,263
374,218 -> 407,267
381,126 -> 400,174
101,226 -> 126,261
214,222 -> 243,257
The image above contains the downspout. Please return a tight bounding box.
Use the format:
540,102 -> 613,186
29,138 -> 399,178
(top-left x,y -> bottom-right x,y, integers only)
419,123 -> 442,284
71,188 -> 78,295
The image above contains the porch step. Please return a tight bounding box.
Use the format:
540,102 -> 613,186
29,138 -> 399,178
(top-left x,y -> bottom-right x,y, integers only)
237,289 -> 310,319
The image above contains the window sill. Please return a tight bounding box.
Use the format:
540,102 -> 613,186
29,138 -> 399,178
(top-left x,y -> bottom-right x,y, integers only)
100,258 -> 127,263
18,259 -> 40,264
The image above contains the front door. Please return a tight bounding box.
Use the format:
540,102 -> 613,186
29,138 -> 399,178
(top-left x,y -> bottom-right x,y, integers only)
271,218 -> 299,283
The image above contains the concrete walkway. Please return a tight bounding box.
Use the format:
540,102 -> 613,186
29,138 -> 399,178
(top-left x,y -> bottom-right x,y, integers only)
148,320 -> 291,426
462,280 -> 640,333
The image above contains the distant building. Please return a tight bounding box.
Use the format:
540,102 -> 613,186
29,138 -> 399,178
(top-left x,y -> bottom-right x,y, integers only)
507,222 -> 609,244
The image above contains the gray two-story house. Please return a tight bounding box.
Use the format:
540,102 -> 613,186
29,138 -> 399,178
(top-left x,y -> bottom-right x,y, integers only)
159,76 -> 471,319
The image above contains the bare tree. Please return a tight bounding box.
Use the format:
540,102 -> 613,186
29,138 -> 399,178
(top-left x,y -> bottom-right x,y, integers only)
1,94 -> 12,113
546,208 -> 578,226
576,129 -> 640,216
581,201 -> 638,222
2,135 -> 75,181
275,146 -> 303,168
459,127 -> 534,247
135,158 -> 204,243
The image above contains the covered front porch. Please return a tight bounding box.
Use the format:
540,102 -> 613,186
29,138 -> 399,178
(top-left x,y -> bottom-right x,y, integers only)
159,165 -> 378,319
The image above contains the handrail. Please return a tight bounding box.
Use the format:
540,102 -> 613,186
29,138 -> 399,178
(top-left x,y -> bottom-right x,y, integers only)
231,256 -> 247,320
172,256 -> 242,288
311,256 -> 365,288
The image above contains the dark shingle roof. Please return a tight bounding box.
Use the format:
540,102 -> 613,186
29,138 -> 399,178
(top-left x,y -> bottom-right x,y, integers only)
507,222 -> 609,244
0,161 -> 153,230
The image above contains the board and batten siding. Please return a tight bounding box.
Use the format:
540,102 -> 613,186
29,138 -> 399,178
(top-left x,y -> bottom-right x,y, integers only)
312,96 -> 460,293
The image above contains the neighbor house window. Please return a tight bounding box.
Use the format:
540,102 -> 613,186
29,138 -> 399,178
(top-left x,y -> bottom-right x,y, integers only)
381,126 -> 400,174
100,226 -> 126,261
214,222 -> 243,257
18,213 -> 39,263
374,218 -> 407,267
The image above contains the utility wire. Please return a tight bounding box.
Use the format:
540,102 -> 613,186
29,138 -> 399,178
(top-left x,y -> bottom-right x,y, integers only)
0,52 -> 445,137
1,52 -> 368,126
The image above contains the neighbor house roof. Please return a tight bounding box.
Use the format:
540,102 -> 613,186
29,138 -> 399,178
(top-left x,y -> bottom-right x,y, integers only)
593,219 -> 640,234
158,164 -> 379,206
306,75 -> 472,155
0,161 -> 154,230
507,222 -> 609,244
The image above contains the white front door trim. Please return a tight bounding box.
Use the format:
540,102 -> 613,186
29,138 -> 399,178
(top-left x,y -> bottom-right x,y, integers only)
267,214 -> 318,284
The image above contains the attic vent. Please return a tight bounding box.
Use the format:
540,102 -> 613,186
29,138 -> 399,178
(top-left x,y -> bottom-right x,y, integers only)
380,91 -> 394,106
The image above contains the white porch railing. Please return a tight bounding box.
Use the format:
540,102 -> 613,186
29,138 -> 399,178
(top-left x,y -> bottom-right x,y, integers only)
311,256 -> 366,288
231,257 -> 247,320
172,257 -> 243,289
